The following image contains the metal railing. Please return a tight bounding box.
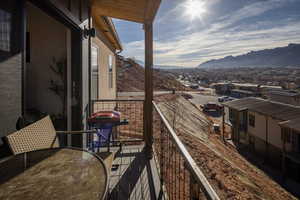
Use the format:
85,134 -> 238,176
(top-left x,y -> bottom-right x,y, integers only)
153,101 -> 220,200
90,99 -> 144,141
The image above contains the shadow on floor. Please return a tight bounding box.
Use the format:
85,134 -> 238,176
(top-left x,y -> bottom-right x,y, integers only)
108,146 -> 160,200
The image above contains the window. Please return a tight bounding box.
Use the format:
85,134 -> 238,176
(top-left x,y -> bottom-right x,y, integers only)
91,46 -> 99,99
26,32 -> 30,63
0,9 -> 11,52
249,114 -> 255,127
281,128 -> 291,143
108,55 -> 113,88
229,109 -> 235,122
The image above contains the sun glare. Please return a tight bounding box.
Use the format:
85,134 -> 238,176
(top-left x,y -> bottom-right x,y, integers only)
185,0 -> 206,20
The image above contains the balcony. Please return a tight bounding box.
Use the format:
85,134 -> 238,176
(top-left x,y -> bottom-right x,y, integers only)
0,99 -> 219,200
89,99 -> 220,200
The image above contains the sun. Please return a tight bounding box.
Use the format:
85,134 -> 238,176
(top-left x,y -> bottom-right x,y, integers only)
185,0 -> 207,20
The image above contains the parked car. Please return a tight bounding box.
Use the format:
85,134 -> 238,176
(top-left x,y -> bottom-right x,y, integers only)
190,84 -> 199,89
218,96 -> 234,102
213,123 -> 220,133
218,96 -> 226,102
226,97 -> 235,101
202,102 -> 223,112
181,93 -> 193,100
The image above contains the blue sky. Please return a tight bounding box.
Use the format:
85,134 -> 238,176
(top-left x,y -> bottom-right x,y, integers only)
113,0 -> 300,68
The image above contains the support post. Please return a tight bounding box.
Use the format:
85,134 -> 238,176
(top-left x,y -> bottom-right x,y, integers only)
222,107 -> 226,143
237,111 -> 240,146
265,116 -> 269,163
144,22 -> 154,159
281,128 -> 287,181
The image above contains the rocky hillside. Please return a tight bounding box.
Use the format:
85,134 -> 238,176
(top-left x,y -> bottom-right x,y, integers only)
155,95 -> 296,199
198,43 -> 300,69
117,56 -> 189,92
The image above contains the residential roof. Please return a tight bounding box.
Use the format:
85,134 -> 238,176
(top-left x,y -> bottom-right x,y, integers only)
233,83 -> 258,88
267,90 -> 300,97
223,97 -> 300,121
279,118 -> 300,132
222,97 -> 264,111
231,89 -> 255,95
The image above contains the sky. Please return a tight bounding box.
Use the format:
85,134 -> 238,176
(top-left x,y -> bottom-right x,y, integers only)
113,0 -> 300,68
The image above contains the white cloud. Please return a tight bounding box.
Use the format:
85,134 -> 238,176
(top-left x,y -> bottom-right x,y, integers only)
121,0 -> 300,67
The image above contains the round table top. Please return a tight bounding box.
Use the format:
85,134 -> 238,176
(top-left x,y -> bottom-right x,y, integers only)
0,148 -> 108,200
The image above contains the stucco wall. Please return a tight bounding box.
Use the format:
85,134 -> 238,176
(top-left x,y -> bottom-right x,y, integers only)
248,111 -> 292,151
26,3 -> 67,115
248,111 -> 266,142
92,37 -> 116,100
268,118 -> 282,149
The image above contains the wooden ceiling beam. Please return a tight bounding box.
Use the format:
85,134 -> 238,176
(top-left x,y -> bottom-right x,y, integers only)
144,0 -> 161,23
91,0 -> 161,24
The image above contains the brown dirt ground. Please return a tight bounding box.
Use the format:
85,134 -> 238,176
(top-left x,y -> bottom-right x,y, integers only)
155,94 -> 296,200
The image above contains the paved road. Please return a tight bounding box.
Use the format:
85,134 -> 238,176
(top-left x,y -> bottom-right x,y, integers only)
186,92 -> 230,124
118,91 -> 230,124
118,90 -> 213,97
187,93 -> 219,106
118,91 -> 173,97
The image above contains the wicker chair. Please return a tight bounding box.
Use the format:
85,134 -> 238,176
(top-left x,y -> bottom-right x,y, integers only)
6,116 -> 98,155
6,116 -> 60,155
5,115 -> 115,171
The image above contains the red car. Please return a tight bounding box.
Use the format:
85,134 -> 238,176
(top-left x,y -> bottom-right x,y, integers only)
202,102 -> 223,112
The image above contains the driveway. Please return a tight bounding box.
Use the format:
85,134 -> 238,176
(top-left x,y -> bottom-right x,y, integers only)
186,92 -> 230,124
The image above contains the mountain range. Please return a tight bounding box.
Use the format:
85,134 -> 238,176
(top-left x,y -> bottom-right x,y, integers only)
198,43 -> 300,69
133,59 -> 187,69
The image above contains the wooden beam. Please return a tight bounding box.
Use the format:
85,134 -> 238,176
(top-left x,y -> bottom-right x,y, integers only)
91,0 -> 145,23
144,22 -> 154,159
92,15 -> 122,51
144,0 -> 161,23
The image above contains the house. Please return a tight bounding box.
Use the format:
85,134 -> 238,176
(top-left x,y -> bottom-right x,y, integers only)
0,1 -> 220,199
223,97 -> 300,181
0,0 -> 123,148
232,83 -> 259,92
211,82 -> 233,95
230,89 -> 256,98
264,90 -> 300,106
0,0 -> 161,155
280,118 -> 300,181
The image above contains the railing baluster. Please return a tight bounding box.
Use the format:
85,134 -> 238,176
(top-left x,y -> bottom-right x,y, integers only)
160,119 -> 164,184
153,101 -> 220,200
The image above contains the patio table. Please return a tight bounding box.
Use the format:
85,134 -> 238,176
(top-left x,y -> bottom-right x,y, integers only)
0,148 -> 109,200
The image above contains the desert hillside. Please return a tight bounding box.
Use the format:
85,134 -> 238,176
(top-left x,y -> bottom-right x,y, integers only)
117,56 -> 189,92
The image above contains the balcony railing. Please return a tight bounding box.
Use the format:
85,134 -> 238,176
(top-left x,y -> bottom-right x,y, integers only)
89,99 -> 220,199
153,101 -> 220,200
90,99 -> 144,141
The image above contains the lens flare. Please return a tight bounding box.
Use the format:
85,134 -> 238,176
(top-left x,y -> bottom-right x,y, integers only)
185,0 -> 207,20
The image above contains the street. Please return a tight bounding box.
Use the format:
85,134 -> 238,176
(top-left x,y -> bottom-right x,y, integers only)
186,92 -> 230,124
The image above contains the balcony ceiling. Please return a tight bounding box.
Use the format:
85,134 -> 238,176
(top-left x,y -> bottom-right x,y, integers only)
91,0 -> 161,23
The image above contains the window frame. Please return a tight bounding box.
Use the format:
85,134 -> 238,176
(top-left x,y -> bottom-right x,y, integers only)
91,45 -> 99,100
108,54 -> 113,89
249,113 -> 255,127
